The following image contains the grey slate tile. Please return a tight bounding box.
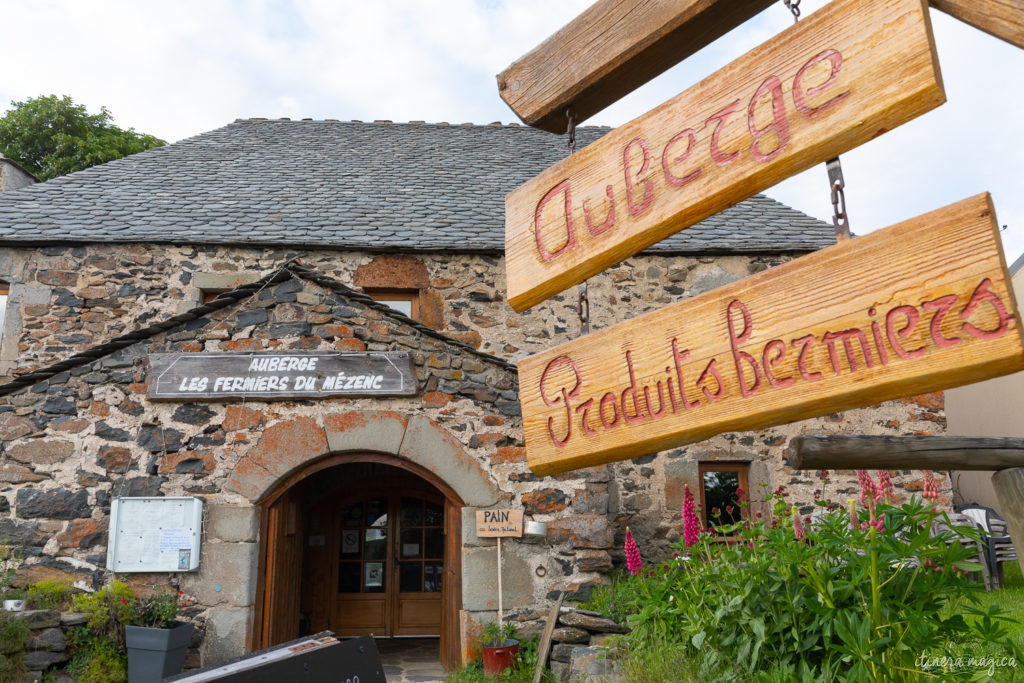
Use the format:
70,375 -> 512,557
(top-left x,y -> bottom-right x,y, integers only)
0,119 -> 833,253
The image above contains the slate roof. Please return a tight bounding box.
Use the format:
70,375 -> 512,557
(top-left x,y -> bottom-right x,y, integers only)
0,119 -> 833,253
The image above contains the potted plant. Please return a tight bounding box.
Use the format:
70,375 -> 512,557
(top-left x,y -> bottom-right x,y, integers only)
2,588 -> 25,612
480,621 -> 520,677
124,590 -> 193,682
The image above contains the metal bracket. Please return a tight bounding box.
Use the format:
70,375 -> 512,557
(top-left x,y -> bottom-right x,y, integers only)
576,282 -> 590,336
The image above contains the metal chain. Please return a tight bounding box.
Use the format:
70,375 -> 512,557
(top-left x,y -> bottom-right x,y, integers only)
566,107 -> 577,155
783,0 -> 800,22
566,107 -> 590,335
576,283 -> 590,336
827,157 -> 851,241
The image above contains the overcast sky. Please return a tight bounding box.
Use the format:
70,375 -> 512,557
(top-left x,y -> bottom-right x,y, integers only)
3,0 -> 1022,259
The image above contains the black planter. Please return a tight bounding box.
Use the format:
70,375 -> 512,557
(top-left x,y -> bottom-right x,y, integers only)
126,621 -> 193,682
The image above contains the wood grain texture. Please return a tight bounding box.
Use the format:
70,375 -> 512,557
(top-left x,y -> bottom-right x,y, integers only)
505,0 -> 945,312
533,592 -> 566,683
518,193 -> 1024,476
991,468 -> 1024,582
930,0 -> 1024,48
787,435 -> 1024,470
496,0 -> 777,133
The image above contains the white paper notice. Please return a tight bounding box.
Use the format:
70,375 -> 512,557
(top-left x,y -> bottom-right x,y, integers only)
159,528 -> 193,553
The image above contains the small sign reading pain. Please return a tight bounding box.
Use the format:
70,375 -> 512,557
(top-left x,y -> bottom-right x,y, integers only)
476,509 -> 525,538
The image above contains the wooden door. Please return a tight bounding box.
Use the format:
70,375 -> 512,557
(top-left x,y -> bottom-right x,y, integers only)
260,492 -> 304,647
315,489 -> 444,637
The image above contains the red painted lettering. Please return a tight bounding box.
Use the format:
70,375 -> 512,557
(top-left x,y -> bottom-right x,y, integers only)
623,138 -> 654,217
599,392 -> 619,428
727,299 -> 761,397
823,329 -> 875,373
671,339 -> 700,410
761,339 -> 794,388
534,180 -> 576,262
697,358 -> 725,401
961,278 -> 1013,340
886,305 -> 926,359
661,128 -> 702,188
922,294 -> 962,348
539,356 -> 581,448
583,185 -> 616,237
868,308 -> 890,366
643,381 -> 669,419
748,76 -> 790,163
706,100 -> 742,166
620,350 -> 646,424
792,334 -> 823,382
575,398 -> 596,436
793,49 -> 850,119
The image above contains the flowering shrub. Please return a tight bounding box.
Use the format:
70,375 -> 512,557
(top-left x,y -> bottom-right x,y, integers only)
590,479 -> 1022,681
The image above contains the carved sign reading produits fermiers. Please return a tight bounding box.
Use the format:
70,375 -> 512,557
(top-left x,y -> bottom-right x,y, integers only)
504,0 -> 945,311
518,194 -> 1024,476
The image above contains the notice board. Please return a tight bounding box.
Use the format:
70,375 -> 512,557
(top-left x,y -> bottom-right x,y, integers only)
107,497 -> 203,572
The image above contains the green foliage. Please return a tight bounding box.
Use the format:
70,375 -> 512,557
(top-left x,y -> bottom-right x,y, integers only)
478,620 -> 519,647
131,590 -> 184,629
0,610 -> 30,653
27,579 -> 74,610
606,489 -> 1023,682
446,634 -> 552,683
66,626 -> 127,683
0,95 -> 165,180
71,580 -> 135,650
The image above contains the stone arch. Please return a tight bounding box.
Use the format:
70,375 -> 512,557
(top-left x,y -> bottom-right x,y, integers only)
225,409 -> 499,507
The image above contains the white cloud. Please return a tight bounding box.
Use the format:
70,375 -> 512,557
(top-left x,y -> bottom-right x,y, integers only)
1,0 -> 1020,259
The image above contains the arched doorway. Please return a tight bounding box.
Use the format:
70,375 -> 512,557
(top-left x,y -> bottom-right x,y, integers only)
252,452 -> 465,669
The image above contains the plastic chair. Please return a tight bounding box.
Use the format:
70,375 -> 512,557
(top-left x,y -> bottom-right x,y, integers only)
933,513 -> 992,590
956,504 -> 1016,589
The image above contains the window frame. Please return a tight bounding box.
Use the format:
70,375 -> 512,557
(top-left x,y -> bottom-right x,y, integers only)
697,461 -> 751,531
364,289 -> 419,320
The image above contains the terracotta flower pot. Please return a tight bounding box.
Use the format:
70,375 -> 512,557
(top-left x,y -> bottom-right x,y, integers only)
482,639 -> 519,677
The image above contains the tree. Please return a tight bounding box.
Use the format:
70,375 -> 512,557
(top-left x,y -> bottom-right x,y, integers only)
0,95 -> 165,180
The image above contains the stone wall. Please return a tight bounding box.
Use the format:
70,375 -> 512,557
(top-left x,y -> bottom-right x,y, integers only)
0,243 -> 796,374
0,244 -> 952,665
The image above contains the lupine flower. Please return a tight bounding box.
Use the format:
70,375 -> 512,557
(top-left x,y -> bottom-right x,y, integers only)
792,506 -> 805,540
848,499 -> 858,529
624,527 -> 643,576
817,469 -> 831,483
857,470 -> 877,506
683,485 -> 701,548
923,470 -> 941,502
876,470 -> 893,504
861,513 -> 885,533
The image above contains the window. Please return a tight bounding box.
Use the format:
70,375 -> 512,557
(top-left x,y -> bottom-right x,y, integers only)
698,462 -> 750,532
365,290 -> 418,319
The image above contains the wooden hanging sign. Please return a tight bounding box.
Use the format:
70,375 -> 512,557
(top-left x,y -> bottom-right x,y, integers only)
504,0 -> 945,312
929,0 -> 1024,50
497,0 -> 778,133
518,194 -> 1024,476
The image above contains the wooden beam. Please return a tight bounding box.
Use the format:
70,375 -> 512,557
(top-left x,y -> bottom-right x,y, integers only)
518,193 -> 1024,476
496,0 -> 778,134
787,435 -> 1024,471
505,0 -> 945,311
930,0 -> 1024,49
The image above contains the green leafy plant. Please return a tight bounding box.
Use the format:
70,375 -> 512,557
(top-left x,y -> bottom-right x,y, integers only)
66,626 -> 127,683
479,620 -> 519,647
71,581 -> 135,650
0,540 -> 22,599
604,479 -> 1024,682
446,634 -> 551,683
131,590 -> 187,629
27,579 -> 74,611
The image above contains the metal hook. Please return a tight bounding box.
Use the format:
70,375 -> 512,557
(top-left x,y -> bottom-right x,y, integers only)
566,107 -> 577,155
827,157 -> 850,241
576,282 -> 590,335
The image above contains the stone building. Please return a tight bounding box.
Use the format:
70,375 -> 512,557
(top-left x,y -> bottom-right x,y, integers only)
0,119 -> 948,669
